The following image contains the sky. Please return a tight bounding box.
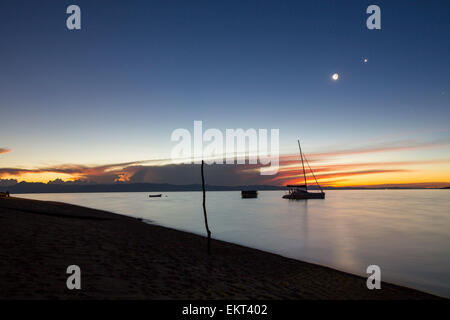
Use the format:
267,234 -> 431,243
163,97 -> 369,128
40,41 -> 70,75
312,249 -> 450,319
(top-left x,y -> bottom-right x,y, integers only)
0,0 -> 449,187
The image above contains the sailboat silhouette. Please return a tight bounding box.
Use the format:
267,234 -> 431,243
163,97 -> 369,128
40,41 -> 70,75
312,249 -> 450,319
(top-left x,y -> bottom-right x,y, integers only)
282,140 -> 325,200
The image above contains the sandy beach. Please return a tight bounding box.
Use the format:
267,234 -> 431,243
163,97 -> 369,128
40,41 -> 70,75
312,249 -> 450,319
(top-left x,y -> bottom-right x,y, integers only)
0,197 -> 440,300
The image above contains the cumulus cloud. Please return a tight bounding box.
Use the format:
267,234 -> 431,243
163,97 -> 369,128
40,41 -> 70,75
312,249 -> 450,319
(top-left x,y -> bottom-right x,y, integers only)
0,179 -> 18,187
1,139 -> 449,186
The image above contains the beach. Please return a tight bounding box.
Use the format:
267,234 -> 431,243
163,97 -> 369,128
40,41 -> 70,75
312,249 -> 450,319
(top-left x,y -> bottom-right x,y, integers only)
0,197 -> 439,300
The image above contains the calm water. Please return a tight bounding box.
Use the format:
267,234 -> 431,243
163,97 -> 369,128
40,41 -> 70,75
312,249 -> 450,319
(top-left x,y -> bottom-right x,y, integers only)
20,190 -> 450,298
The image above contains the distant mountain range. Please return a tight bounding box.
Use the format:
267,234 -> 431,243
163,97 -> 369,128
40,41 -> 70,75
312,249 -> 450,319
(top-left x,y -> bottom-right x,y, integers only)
1,181 -> 448,194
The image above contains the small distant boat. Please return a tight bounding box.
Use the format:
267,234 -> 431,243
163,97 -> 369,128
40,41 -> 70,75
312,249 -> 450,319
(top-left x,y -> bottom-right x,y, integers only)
282,140 -> 325,200
241,190 -> 258,198
149,194 -> 162,198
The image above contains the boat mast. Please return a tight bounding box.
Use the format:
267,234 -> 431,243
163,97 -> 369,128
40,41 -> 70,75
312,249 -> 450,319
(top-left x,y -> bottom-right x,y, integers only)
304,154 -> 324,194
298,139 -> 308,191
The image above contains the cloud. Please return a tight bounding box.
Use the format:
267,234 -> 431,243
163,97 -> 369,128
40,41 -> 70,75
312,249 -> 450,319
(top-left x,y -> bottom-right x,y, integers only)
127,163 -> 271,185
0,160 -> 158,181
275,158 -> 450,176
0,162 -> 272,185
0,148 -> 11,154
272,169 -> 412,186
301,139 -> 450,159
0,179 -> 18,187
1,139 -> 449,187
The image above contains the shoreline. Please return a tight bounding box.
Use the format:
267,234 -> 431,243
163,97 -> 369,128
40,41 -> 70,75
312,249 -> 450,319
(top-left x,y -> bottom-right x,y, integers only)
7,188 -> 450,195
0,196 -> 442,299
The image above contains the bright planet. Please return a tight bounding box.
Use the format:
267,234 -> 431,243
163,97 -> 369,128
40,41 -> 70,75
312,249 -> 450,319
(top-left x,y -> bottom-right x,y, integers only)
332,73 -> 339,80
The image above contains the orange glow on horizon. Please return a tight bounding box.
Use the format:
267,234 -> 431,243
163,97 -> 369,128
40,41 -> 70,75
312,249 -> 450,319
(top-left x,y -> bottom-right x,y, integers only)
0,172 -> 78,183
2,164 -> 449,188
1,143 -> 450,188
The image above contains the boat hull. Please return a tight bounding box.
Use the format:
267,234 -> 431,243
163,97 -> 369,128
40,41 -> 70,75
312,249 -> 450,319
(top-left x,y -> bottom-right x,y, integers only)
282,192 -> 325,200
241,190 -> 258,198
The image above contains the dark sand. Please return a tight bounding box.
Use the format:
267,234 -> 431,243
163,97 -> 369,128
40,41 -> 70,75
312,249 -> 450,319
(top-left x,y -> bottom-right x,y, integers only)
0,197 -> 439,299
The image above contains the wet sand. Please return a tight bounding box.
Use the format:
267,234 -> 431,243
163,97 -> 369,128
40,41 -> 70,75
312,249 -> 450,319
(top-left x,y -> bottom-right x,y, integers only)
0,197 -> 440,299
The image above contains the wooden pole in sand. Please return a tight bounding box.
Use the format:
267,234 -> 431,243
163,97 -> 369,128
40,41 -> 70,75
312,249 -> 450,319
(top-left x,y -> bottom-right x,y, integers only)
201,160 -> 212,254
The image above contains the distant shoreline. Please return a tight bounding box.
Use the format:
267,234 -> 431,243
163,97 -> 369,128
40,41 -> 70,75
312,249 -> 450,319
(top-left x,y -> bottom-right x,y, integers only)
8,188 -> 450,194
1,182 -> 449,194
0,196 -> 443,299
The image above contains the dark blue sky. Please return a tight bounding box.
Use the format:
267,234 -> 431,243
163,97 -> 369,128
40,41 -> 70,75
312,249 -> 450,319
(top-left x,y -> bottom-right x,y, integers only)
0,1 -> 449,175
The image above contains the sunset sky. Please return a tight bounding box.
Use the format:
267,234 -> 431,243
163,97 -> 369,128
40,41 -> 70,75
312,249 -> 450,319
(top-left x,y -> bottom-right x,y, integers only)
1,0 -> 449,187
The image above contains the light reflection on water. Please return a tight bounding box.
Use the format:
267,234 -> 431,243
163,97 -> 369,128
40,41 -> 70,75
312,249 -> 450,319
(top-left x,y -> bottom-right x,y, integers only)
21,190 -> 450,297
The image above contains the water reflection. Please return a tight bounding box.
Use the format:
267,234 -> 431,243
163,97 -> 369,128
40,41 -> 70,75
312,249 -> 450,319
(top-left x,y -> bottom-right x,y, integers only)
21,190 -> 450,298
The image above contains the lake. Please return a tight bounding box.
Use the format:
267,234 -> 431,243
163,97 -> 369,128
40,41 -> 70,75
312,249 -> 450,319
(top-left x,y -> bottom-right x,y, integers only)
20,190 -> 450,298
